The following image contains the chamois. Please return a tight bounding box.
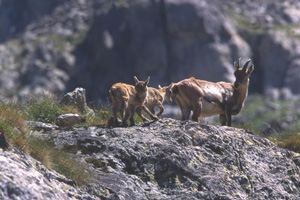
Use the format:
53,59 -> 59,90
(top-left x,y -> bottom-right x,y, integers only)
168,58 -> 254,126
109,76 -> 159,127
136,83 -> 173,121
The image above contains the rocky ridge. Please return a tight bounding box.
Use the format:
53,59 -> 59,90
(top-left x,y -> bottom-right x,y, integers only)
7,118 -> 297,200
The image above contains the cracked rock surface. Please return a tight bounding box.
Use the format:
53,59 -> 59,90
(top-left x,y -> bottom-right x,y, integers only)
0,148 -> 95,200
44,118 -> 300,199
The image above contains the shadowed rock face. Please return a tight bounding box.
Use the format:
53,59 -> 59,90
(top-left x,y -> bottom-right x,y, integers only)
43,118 -> 300,199
1,0 -> 299,102
0,0 -> 69,42
72,0 -> 251,100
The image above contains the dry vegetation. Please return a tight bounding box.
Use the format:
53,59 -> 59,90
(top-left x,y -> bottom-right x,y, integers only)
0,95 -> 97,186
0,94 -> 144,186
233,95 -> 300,152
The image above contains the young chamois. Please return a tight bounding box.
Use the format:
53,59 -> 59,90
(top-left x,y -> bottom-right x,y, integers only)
168,58 -> 254,126
109,76 -> 159,127
136,83 -> 173,121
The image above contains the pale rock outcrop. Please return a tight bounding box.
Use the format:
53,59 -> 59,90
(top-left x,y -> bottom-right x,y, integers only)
59,87 -> 94,115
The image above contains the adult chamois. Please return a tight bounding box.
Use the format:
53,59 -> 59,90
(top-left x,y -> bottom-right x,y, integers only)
169,58 -> 254,126
109,76 -> 159,127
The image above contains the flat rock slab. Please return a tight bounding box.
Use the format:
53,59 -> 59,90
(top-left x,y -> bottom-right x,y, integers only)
55,113 -> 85,127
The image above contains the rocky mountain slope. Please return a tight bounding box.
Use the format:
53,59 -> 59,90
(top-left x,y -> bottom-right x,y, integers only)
0,148 -> 95,199
0,0 -> 299,102
3,118 -> 300,199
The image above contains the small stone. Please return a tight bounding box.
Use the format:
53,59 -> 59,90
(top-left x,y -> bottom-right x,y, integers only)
25,121 -> 59,131
55,114 -> 86,127
99,135 -> 107,141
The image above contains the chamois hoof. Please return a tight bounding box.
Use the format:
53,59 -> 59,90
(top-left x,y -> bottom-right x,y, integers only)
141,118 -> 149,122
121,122 -> 129,127
106,117 -> 115,128
152,116 -> 159,121
107,117 -> 122,128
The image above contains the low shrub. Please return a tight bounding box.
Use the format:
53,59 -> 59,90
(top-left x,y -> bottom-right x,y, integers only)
22,94 -> 79,123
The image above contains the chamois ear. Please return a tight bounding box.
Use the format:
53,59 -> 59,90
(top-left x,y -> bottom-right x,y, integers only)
134,76 -> 139,84
144,76 -> 150,86
158,85 -> 162,89
168,82 -> 174,88
247,64 -> 254,75
243,59 -> 251,71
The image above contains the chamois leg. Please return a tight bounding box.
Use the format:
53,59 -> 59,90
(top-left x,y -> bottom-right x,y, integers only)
129,106 -> 137,126
191,99 -> 202,123
136,107 -> 149,122
112,101 -> 120,125
122,107 -> 132,127
148,106 -> 155,115
157,102 -> 164,117
176,99 -> 191,120
181,109 -> 191,120
219,114 -> 226,126
225,105 -> 232,126
129,115 -> 135,126
142,105 -> 159,120
119,101 -> 127,120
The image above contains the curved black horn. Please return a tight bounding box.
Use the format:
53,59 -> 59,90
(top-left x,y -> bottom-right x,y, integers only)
145,76 -> 150,82
234,58 -> 242,69
144,76 -> 150,85
134,76 -> 139,83
242,59 -> 251,71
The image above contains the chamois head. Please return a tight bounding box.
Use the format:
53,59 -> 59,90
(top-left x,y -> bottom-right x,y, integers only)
159,83 -> 173,103
134,76 -> 150,93
160,83 -> 174,104
233,58 -> 254,89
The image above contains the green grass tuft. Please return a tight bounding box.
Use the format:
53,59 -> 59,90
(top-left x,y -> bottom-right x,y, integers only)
22,94 -> 80,123
82,103 -> 112,127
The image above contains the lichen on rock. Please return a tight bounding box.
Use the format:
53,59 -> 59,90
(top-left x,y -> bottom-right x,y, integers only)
46,118 -> 300,199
